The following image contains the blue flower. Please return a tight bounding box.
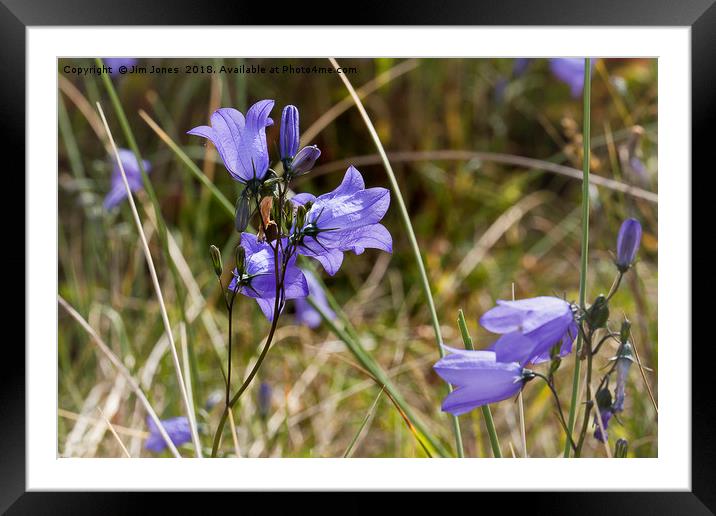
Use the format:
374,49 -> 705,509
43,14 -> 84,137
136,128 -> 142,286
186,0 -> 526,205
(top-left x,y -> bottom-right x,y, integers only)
548,58 -> 594,98
615,218 -> 642,272
228,233 -> 309,321
433,347 -> 528,416
145,416 -> 191,452
291,166 -> 392,275
104,58 -> 137,76
187,100 -> 274,183
104,148 -> 151,210
480,296 -> 577,365
294,269 -> 336,328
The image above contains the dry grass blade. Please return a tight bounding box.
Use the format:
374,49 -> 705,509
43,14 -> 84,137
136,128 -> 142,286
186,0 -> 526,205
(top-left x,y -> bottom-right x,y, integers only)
98,407 -> 131,458
343,386 -> 385,458
96,102 -> 203,457
58,295 -> 182,458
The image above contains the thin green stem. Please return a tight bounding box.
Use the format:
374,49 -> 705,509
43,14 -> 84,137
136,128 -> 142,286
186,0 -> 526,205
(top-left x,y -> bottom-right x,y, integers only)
457,309 -> 502,458
564,58 -> 592,457
329,57 -> 463,456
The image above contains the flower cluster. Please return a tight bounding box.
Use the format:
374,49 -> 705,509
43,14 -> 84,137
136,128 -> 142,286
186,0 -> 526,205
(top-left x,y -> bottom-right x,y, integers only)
189,100 -> 392,324
433,217 -> 644,454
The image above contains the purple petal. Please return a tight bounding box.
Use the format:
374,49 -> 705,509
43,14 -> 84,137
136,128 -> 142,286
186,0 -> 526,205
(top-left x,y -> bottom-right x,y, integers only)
489,332 -> 538,365
104,185 -> 128,210
338,223 -> 393,255
235,99 -> 274,181
291,193 -> 317,206
317,165 -> 365,202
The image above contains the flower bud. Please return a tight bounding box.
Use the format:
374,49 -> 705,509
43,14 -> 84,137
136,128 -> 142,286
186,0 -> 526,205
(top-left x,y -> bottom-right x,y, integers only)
209,244 -> 223,277
615,218 -> 642,272
290,145 -> 321,176
295,204 -> 307,230
595,386 -> 613,410
235,245 -> 246,277
235,193 -> 251,233
620,318 -> 631,344
586,294 -> 610,330
280,105 -> 299,160
614,438 -> 628,458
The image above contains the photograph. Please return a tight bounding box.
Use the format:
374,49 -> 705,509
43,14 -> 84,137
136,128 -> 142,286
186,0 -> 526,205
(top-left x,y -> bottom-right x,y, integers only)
57,56 -> 658,459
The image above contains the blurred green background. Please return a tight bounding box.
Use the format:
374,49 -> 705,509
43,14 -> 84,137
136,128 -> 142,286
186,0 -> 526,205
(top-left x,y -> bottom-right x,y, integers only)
58,57 -> 657,458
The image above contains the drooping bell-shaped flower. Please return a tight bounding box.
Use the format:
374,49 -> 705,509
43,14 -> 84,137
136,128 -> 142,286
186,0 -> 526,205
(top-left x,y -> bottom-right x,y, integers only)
187,100 -> 274,184
104,148 -> 151,210
294,269 -> 336,328
228,233 -> 309,321
291,166 -> 392,276
144,416 -> 192,452
615,218 -> 642,272
433,347 -> 528,416
480,296 -> 578,365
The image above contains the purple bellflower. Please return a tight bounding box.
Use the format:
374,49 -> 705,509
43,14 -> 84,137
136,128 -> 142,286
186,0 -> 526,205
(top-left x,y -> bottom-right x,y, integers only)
433,347 -> 529,416
548,58 -> 594,98
104,58 -> 137,76
104,148 -> 151,210
294,269 -> 336,328
145,416 -> 192,452
291,166 -> 392,276
279,104 -> 321,176
615,218 -> 642,272
187,100 -> 275,184
480,296 -> 578,365
228,233 -> 309,321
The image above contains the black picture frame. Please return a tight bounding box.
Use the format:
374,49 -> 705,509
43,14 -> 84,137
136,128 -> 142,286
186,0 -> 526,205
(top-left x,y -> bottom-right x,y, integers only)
3,0 -> 711,512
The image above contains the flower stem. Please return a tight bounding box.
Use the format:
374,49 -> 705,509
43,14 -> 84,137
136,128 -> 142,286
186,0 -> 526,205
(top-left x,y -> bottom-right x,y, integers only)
564,58 -> 592,457
330,57 -> 464,457
457,309 -> 502,458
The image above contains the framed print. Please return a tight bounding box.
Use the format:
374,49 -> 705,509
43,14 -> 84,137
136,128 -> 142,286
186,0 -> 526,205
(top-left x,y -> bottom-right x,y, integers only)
3,0 -> 713,512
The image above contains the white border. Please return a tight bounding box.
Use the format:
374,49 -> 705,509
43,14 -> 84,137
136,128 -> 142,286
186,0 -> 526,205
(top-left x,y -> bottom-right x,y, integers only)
29,27 -> 689,490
